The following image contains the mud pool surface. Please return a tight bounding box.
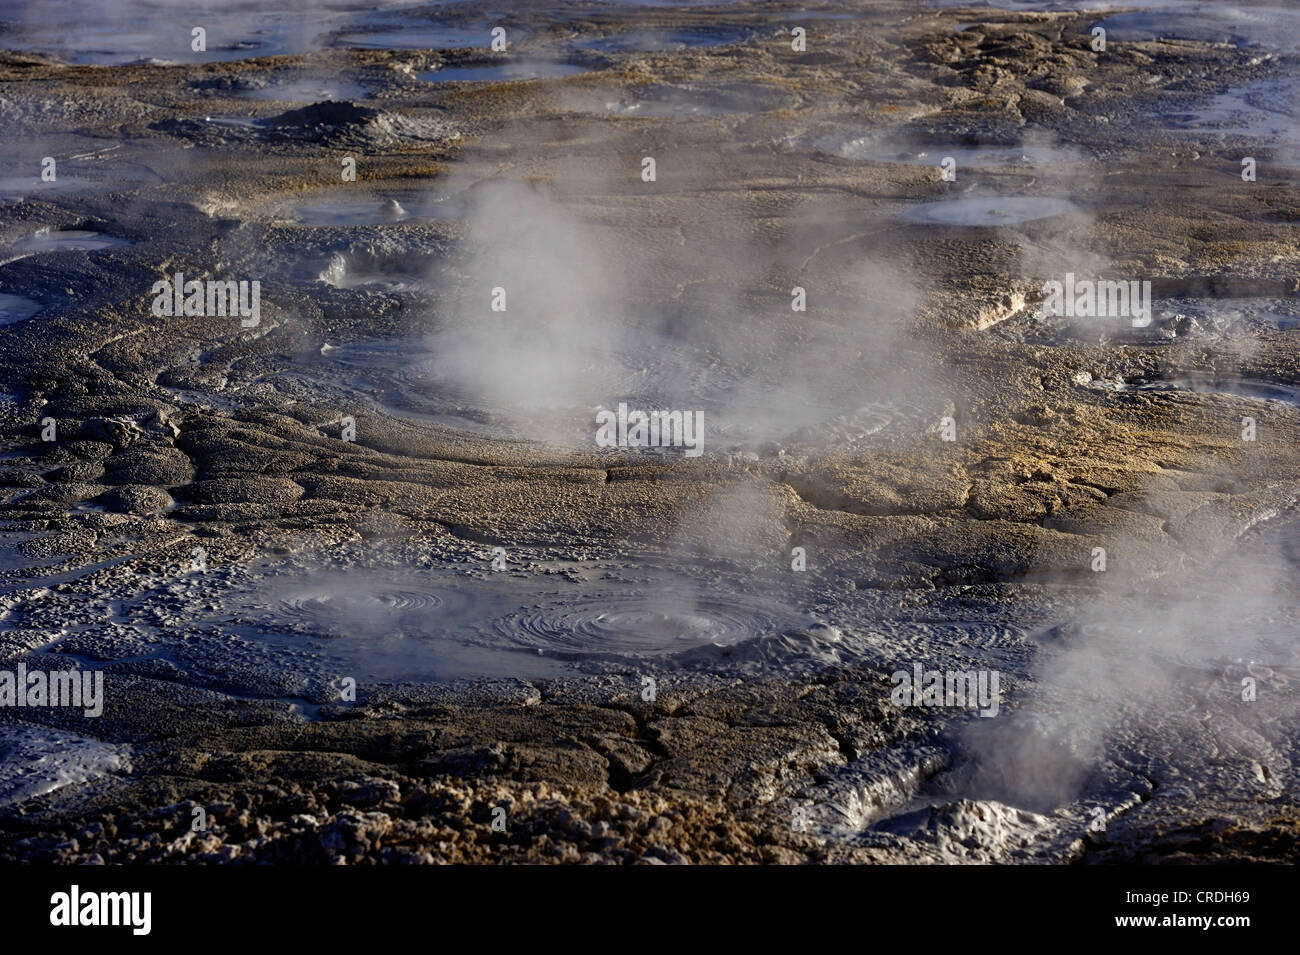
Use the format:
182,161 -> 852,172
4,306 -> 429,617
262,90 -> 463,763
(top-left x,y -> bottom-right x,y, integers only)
0,0 -> 1296,864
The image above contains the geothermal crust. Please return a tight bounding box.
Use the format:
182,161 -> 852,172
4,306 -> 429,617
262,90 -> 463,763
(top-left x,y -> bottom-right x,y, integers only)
0,0 -> 1297,863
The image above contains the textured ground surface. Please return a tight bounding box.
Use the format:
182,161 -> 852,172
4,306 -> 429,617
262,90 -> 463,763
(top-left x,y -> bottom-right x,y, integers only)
0,0 -> 1296,863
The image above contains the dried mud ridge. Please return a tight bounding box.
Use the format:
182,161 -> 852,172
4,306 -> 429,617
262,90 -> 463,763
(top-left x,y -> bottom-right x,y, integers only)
0,0 -> 1298,862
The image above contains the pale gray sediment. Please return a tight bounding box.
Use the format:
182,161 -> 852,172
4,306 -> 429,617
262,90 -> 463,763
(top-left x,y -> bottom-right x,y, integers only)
0,0 -> 1295,863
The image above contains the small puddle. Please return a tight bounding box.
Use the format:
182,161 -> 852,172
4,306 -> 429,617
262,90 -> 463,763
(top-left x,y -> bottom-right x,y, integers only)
420,61 -> 592,83
240,77 -> 370,102
1154,78 -> 1300,150
0,159 -> 160,204
1094,5 -> 1300,53
606,81 -> 797,117
903,196 -> 1079,226
0,8 -> 343,64
289,193 -> 462,226
813,136 -> 1080,167
0,175 -> 93,203
10,229 -> 128,253
317,252 -> 433,291
0,293 -> 43,325
1091,373 -> 1300,405
577,25 -> 753,52
337,25 -> 502,50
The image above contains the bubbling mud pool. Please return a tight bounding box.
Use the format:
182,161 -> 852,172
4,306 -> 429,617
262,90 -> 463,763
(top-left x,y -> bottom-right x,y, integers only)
492,594 -> 796,658
279,581 -> 447,627
286,331 -> 937,449
239,77 -> 371,103
903,196 -> 1080,227
147,563 -> 816,682
316,252 -> 436,291
289,192 -> 463,226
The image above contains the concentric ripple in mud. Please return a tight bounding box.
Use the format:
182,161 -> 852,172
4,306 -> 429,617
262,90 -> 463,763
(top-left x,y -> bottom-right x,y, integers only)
282,585 -> 444,619
155,562 -> 815,675
875,619 -> 1034,674
491,592 -> 798,658
297,331 -> 935,448
258,574 -> 463,638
